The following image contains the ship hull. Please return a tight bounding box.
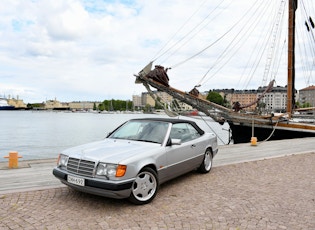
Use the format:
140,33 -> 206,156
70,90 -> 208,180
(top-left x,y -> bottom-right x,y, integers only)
229,122 -> 315,144
0,106 -> 15,110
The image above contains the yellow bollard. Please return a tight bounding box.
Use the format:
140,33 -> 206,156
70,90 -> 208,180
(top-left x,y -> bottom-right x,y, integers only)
250,137 -> 257,146
3,151 -> 22,168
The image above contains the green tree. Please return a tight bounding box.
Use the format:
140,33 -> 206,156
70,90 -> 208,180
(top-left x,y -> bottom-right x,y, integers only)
99,99 -> 134,111
206,91 -> 224,105
302,102 -> 311,108
98,103 -> 105,111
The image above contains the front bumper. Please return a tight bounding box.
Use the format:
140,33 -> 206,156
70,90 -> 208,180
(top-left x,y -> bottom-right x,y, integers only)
53,167 -> 134,199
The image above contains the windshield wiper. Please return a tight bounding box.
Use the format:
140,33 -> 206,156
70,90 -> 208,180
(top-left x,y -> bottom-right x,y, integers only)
138,139 -> 160,144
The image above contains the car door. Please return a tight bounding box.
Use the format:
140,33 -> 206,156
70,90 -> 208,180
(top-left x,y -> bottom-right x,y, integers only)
164,123 -> 204,180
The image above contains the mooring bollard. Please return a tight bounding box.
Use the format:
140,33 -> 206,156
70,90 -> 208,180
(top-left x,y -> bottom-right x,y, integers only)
3,151 -> 22,168
250,137 -> 257,146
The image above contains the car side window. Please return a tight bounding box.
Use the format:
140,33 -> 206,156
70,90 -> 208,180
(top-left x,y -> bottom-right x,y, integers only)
170,123 -> 201,143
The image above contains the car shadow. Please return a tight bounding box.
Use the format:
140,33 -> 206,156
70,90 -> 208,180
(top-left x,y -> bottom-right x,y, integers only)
58,168 -> 215,207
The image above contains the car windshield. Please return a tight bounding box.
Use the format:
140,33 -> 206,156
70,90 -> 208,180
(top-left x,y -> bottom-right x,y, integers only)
108,120 -> 169,144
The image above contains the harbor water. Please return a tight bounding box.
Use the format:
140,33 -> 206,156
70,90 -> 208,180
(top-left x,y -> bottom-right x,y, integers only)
0,111 -> 231,162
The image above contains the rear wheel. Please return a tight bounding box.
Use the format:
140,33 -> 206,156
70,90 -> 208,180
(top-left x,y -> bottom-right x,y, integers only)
128,167 -> 158,205
198,149 -> 213,173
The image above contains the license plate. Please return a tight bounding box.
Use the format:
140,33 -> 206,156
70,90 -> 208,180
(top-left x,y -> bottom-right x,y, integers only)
67,175 -> 85,186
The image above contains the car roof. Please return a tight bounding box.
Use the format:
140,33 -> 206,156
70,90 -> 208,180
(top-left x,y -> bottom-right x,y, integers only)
129,117 -> 205,135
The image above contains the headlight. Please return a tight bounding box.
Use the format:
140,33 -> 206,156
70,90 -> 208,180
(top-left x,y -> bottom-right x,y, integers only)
96,163 -> 126,177
57,154 -> 68,167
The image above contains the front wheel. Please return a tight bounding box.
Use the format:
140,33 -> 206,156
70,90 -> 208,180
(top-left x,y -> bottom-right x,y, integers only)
128,167 -> 158,205
198,149 -> 213,173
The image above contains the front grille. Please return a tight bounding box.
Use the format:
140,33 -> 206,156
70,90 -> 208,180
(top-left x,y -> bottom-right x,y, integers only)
67,158 -> 96,177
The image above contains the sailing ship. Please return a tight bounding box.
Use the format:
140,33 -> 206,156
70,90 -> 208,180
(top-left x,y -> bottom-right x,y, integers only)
135,0 -> 315,144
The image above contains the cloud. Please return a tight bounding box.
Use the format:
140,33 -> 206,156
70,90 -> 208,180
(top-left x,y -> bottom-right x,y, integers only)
0,0 -> 314,103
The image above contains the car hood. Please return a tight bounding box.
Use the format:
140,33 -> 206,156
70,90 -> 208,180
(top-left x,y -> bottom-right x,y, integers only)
62,138 -> 161,163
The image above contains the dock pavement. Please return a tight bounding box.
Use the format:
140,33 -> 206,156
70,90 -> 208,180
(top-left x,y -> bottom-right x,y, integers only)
0,137 -> 314,229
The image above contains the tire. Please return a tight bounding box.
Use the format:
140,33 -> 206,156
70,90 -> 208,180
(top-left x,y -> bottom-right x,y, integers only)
128,167 -> 159,205
198,149 -> 213,173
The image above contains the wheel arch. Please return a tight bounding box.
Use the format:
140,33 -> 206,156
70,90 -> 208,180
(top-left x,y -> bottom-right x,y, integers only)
205,146 -> 214,157
139,163 -> 157,173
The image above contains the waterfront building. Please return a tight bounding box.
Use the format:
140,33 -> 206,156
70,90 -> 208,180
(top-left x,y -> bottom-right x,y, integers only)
68,101 -> 100,111
211,85 -> 288,112
132,95 -> 142,108
141,92 -> 155,107
299,85 -> 315,107
212,89 -> 257,111
257,85 -> 287,112
135,85 -> 312,113
229,90 -> 257,111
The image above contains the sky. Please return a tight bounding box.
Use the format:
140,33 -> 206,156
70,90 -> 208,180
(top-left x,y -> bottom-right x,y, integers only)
1,0 -> 314,103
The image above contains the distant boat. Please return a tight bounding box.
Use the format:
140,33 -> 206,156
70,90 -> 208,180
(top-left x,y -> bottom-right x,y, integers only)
0,98 -> 15,110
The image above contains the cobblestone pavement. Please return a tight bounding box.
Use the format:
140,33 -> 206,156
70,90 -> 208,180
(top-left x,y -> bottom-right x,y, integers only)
0,153 -> 314,230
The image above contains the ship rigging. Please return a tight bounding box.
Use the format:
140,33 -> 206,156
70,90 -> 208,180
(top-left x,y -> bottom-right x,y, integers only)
135,0 -> 315,144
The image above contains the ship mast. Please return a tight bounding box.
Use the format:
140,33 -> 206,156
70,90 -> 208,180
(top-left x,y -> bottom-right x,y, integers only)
287,0 -> 298,116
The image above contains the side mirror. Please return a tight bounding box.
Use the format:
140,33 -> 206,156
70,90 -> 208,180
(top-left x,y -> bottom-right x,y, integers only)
171,138 -> 181,145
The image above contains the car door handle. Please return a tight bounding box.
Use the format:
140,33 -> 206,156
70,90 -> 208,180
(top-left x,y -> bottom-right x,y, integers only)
191,144 -> 196,148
